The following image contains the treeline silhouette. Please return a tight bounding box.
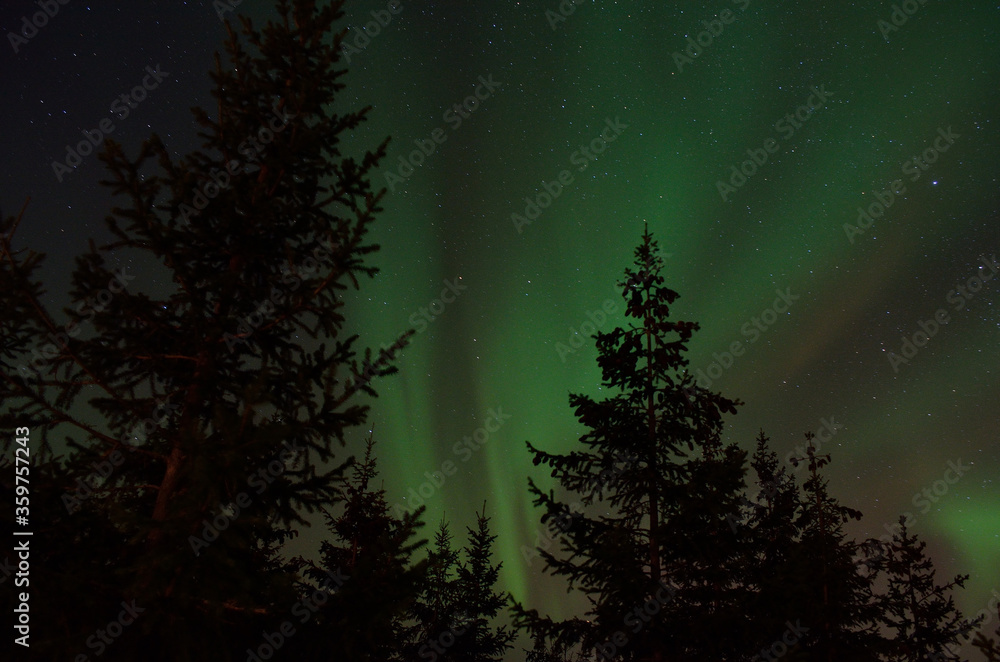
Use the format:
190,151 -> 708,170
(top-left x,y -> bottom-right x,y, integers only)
1,2 -> 996,660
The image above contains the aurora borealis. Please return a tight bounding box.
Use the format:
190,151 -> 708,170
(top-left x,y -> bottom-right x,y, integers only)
3,0 -> 999,657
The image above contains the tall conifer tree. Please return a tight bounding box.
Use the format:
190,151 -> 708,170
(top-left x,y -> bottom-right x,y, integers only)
781,436 -> 882,661
406,508 -> 515,662
513,227 -> 745,661
454,506 -> 518,661
292,436 -> 427,662
870,517 -> 979,661
0,1 -> 404,658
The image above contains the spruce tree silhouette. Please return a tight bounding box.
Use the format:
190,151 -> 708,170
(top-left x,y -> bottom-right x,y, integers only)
782,435 -> 882,661
291,435 -> 427,662
512,227 -> 746,661
509,231 -> 982,662
869,516 -> 980,660
454,506 -> 518,661
404,506 -> 516,662
0,1 -> 406,658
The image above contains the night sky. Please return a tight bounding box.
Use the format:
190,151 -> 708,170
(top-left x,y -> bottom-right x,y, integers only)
3,0 -> 999,653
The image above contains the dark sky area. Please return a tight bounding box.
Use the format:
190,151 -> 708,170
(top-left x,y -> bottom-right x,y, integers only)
3,0 -> 999,655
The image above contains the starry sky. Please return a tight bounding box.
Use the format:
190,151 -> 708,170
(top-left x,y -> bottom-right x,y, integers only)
3,0 -> 999,652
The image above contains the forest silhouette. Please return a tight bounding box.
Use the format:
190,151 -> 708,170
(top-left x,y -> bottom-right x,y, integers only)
1,2 -> 997,660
